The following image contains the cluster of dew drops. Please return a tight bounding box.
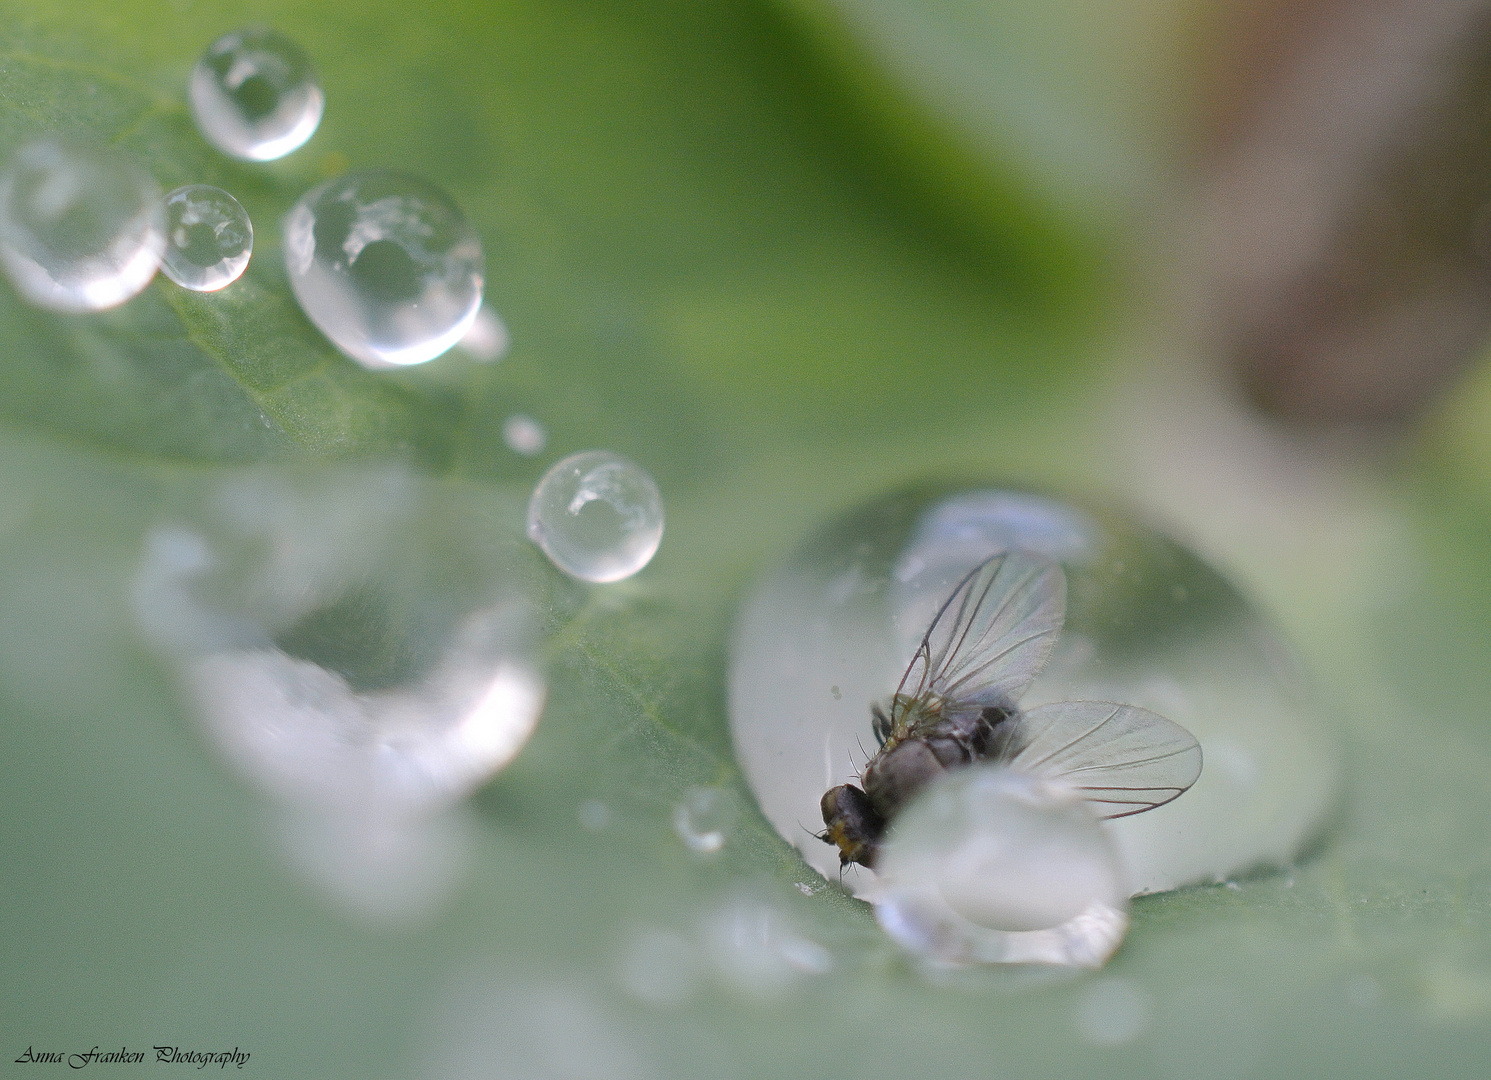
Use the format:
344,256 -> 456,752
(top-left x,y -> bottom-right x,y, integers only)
0,27 -> 663,586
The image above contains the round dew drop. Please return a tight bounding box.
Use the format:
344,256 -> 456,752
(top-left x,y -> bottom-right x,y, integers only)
527,451 -> 663,583
0,139 -> 163,312
189,27 -> 324,161
160,185 -> 252,292
284,170 -> 485,368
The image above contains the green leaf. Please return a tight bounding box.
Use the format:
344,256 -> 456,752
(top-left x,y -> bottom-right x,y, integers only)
2,2 -> 1490,1079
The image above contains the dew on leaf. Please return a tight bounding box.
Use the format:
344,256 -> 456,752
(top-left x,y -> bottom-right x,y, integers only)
189,27 -> 324,161
0,139 -> 162,312
160,184 -> 252,292
527,451 -> 663,583
672,785 -> 738,855
284,169 -> 484,368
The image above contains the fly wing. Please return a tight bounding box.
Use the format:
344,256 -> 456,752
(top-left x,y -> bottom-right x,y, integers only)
900,550 -> 1066,711
999,700 -> 1202,818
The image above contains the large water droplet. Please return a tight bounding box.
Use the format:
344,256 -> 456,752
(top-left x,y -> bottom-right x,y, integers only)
189,27 -> 324,161
527,451 -> 664,582
0,139 -> 162,312
872,767 -> 1128,966
284,169 -> 484,368
131,468 -> 548,918
160,184 -> 252,292
729,486 -> 1340,962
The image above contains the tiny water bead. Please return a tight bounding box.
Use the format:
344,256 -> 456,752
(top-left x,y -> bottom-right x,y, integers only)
730,486 -> 1341,964
159,185 -> 252,291
0,139 -> 162,312
527,451 -> 664,583
672,786 -> 739,854
872,767 -> 1128,967
502,414 -> 547,457
284,169 -> 485,368
189,27 -> 324,161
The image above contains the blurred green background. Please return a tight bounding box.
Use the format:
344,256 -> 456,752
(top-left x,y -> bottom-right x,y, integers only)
3,0 -> 1491,1076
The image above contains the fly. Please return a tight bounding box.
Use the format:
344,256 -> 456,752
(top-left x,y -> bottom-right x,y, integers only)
820,549 -> 1203,869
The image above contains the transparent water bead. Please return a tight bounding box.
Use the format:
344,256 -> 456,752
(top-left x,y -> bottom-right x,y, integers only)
527,451 -> 663,582
872,767 -> 1128,967
189,27 -> 324,161
672,786 -> 739,854
729,486 -> 1340,962
284,169 -> 484,368
0,139 -> 162,312
160,185 -> 252,291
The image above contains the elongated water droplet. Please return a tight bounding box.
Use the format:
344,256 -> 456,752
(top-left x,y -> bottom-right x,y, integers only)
527,451 -> 663,582
160,184 -> 252,291
189,27 -> 324,161
284,169 -> 484,368
0,139 -> 162,312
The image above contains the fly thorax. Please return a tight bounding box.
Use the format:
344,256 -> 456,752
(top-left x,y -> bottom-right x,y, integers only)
862,737 -> 948,820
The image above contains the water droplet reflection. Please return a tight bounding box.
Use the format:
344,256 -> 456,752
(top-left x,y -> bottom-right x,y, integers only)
0,139 -> 163,311
132,468 -> 546,919
730,486 -> 1340,962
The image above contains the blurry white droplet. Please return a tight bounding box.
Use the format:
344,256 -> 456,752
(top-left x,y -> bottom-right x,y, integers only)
872,767 -> 1128,967
0,139 -> 163,312
189,27 -> 323,161
577,799 -> 612,832
618,927 -> 702,1008
278,806 -> 473,922
284,170 -> 484,368
527,451 -> 663,583
1074,976 -> 1153,1045
458,303 -> 509,361
701,894 -> 833,997
159,184 -> 252,291
503,414 -> 547,457
423,974 -> 657,1080
672,786 -> 738,855
131,469 -> 547,920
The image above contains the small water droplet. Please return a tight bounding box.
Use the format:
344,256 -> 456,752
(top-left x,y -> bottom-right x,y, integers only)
577,798 -> 611,832
189,27 -> 324,161
502,414 -> 546,457
701,894 -> 833,996
159,184 -> 252,291
1074,976 -> 1153,1045
284,169 -> 484,368
873,767 -> 1129,967
672,785 -> 738,854
618,927 -> 702,1007
458,303 -> 509,362
794,881 -> 819,896
1225,879 -> 1242,892
527,451 -> 663,583
0,139 -> 162,312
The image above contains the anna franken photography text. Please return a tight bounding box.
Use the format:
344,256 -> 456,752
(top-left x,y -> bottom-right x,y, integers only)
14,1046 -> 250,1068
